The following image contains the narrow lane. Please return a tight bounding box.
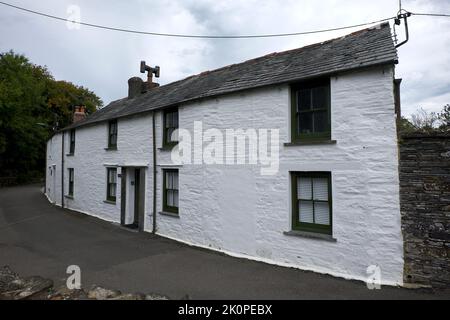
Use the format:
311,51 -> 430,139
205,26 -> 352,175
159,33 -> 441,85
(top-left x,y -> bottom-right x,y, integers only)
0,184 -> 447,299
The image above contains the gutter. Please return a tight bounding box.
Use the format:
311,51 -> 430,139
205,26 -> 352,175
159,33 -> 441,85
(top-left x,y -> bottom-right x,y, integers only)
152,111 -> 157,234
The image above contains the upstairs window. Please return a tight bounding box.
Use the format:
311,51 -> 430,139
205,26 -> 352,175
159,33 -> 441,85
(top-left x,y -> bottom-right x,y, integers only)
108,120 -> 118,149
68,168 -> 74,196
163,169 -> 179,214
291,172 -> 332,235
291,79 -> 331,141
163,108 -> 179,147
69,129 -> 76,154
106,168 -> 117,202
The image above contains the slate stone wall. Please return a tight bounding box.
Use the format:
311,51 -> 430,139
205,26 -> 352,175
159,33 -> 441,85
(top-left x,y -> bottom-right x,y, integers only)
399,133 -> 450,288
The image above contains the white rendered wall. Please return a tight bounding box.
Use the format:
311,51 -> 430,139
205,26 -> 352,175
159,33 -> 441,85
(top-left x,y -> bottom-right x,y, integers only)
155,66 -> 403,285
46,133 -> 62,205
46,113 -> 154,230
46,65 -> 403,285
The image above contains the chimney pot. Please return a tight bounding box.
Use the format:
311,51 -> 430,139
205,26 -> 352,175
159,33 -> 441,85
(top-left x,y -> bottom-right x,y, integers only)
73,105 -> 87,123
140,61 -> 160,91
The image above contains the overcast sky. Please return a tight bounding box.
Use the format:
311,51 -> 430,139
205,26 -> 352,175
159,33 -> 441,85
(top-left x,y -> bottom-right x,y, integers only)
1,0 -> 449,117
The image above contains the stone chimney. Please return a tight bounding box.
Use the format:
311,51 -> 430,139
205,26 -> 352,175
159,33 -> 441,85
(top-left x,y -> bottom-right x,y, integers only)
145,79 -> 160,90
128,77 -> 145,99
127,61 -> 160,99
73,106 -> 87,123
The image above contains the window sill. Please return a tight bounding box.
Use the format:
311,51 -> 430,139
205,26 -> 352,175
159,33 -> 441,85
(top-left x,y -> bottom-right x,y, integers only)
104,200 -> 116,205
104,147 -> 117,151
65,195 -> 74,199
158,145 -> 177,151
283,230 -> 336,242
66,153 -> 74,157
157,164 -> 183,168
159,211 -> 179,218
284,140 -> 336,146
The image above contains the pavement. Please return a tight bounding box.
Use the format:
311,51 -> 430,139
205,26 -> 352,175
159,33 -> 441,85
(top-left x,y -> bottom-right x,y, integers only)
0,184 -> 448,300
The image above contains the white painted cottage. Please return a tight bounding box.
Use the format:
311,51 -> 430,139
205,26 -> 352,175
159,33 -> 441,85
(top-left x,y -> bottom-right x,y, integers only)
46,23 -> 405,285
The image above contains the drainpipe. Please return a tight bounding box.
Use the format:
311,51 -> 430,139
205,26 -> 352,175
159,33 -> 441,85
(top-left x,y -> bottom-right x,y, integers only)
152,111 -> 157,234
61,131 -> 65,208
44,140 -> 47,195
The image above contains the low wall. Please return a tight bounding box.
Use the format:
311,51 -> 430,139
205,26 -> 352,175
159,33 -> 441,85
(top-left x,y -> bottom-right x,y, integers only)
399,132 -> 450,288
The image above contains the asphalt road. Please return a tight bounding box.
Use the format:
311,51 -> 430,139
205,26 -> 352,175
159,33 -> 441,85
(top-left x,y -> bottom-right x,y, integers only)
0,184 -> 448,299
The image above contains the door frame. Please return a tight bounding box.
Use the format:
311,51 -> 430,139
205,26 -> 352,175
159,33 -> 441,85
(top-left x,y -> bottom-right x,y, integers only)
134,168 -> 141,228
120,166 -> 146,231
120,167 -> 127,225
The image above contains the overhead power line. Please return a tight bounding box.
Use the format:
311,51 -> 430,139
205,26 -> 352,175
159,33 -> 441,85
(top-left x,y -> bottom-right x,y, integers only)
0,1 -> 395,39
411,12 -> 450,18
1,2 -> 448,39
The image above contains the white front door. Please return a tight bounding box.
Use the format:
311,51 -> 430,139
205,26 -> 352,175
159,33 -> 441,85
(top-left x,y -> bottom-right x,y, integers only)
125,168 -> 136,225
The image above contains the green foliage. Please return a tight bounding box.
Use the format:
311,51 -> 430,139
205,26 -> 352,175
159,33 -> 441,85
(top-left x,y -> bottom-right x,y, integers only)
438,104 -> 450,129
47,80 -> 101,128
0,51 -> 102,183
397,117 -> 416,134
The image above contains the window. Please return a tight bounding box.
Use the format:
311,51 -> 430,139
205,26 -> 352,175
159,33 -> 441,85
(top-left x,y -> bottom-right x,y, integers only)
68,168 -> 74,196
108,120 -> 118,149
106,168 -> 117,202
291,79 -> 331,141
163,169 -> 178,214
163,108 -> 178,147
291,172 -> 332,234
69,129 -> 76,154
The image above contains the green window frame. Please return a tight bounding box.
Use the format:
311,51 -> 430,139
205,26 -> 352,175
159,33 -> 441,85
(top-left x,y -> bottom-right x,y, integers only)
68,168 -> 74,196
163,108 -> 179,148
69,129 -> 76,154
106,168 -> 117,202
163,169 -> 179,214
291,79 -> 331,142
108,120 -> 118,149
291,172 -> 332,234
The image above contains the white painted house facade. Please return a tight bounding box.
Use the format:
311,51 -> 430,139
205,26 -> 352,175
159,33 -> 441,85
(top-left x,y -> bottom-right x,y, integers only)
46,23 -> 405,285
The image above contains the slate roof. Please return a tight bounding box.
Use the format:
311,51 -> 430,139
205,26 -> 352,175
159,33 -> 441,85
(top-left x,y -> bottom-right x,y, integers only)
65,22 -> 397,130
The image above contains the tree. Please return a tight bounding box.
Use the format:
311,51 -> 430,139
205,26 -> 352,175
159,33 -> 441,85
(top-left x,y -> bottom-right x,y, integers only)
46,80 -> 102,129
397,116 -> 415,133
399,105 -> 450,134
0,51 -> 49,181
410,108 -> 439,131
0,51 -> 102,183
438,104 -> 450,130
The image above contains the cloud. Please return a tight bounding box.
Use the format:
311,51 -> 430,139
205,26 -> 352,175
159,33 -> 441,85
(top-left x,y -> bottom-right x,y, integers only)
0,0 -> 449,116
